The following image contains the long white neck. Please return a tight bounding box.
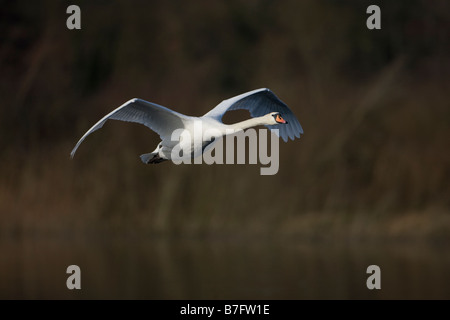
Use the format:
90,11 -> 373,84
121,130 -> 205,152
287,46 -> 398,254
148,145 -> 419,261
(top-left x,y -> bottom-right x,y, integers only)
228,115 -> 270,132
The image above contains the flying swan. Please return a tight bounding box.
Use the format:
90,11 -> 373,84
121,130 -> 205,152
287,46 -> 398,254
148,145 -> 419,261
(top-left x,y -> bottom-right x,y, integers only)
70,88 -> 303,163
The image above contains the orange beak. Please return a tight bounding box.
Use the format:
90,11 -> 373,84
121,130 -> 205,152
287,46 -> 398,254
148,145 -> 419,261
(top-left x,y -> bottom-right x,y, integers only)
276,114 -> 287,124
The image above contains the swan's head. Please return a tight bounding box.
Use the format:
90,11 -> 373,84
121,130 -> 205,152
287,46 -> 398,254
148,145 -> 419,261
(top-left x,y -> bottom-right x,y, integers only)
269,112 -> 288,124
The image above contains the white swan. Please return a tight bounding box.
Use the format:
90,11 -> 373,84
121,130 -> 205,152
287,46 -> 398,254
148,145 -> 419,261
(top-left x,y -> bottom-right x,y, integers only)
70,88 -> 303,163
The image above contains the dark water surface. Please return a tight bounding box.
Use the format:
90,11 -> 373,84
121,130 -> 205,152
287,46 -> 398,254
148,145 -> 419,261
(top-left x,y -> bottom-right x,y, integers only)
1,236 -> 449,299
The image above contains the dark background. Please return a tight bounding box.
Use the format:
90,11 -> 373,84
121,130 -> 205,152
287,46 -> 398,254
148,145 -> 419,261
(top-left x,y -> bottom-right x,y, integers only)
0,0 -> 449,299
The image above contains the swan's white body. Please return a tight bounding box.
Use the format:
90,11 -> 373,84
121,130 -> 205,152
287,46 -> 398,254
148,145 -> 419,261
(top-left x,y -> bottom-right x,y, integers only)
70,88 -> 303,163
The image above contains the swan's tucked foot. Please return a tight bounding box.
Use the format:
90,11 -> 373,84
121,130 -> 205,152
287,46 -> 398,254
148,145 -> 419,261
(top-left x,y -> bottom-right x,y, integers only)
140,153 -> 167,164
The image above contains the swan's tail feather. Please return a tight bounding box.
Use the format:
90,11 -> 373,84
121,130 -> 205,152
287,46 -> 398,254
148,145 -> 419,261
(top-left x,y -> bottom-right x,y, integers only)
140,152 -> 167,164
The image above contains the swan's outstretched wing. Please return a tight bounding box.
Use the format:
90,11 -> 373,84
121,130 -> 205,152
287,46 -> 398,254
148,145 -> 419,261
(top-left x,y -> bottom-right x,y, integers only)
203,88 -> 303,142
70,98 -> 186,158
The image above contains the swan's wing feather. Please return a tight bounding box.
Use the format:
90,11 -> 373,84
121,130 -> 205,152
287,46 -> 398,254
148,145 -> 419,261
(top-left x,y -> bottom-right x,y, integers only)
70,98 -> 186,158
203,88 -> 303,142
